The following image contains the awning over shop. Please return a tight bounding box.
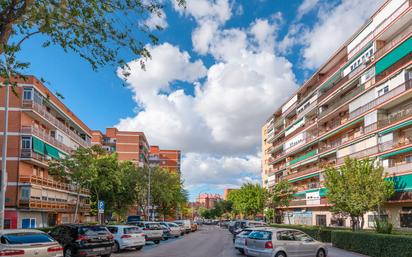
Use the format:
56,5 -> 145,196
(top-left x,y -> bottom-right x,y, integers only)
32,137 -> 45,155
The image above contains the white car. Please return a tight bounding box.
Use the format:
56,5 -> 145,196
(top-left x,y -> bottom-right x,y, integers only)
161,222 -> 182,238
245,228 -> 328,257
174,220 -> 192,233
0,229 -> 63,257
128,221 -> 164,244
107,225 -> 146,252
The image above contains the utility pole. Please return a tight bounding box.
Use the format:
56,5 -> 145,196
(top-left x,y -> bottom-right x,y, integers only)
0,62 -> 11,229
147,166 -> 151,221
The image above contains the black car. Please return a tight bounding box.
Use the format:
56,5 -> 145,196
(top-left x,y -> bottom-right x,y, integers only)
49,224 -> 114,257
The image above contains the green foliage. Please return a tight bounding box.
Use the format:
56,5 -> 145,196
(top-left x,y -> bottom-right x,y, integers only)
198,200 -> 233,219
324,158 -> 395,230
331,230 -> 412,257
374,218 -> 393,234
228,183 -> 267,218
0,0 -> 186,82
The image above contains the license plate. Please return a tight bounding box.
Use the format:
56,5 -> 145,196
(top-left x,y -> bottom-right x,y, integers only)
93,248 -> 105,252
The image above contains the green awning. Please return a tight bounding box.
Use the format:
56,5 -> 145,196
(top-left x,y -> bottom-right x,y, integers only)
289,172 -> 319,183
319,117 -> 364,142
376,37 -> 412,75
319,71 -> 342,92
32,137 -> 45,155
45,144 -> 60,160
386,173 -> 412,191
379,119 -> 412,136
379,146 -> 412,159
319,188 -> 328,197
288,150 -> 317,166
290,157 -> 318,169
319,150 -> 336,158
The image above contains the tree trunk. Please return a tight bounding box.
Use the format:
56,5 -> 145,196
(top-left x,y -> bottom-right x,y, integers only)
73,187 -> 81,223
360,215 -> 365,230
350,215 -> 356,231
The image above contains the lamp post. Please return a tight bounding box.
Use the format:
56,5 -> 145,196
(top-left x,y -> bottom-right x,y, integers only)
147,166 -> 152,221
0,61 -> 11,229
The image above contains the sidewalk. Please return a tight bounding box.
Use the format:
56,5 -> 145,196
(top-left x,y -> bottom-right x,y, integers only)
328,245 -> 370,257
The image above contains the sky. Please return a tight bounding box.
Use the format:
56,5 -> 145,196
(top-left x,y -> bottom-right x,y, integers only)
20,0 -> 385,200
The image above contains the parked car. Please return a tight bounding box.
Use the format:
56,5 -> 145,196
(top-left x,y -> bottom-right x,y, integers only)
107,225 -> 145,253
244,228 -> 328,257
49,224 -> 114,257
127,221 -> 163,244
159,222 -> 181,238
229,220 -> 267,234
233,227 -> 268,254
160,225 -> 171,240
173,220 -> 192,233
0,229 -> 63,257
191,222 -> 198,232
126,215 -> 141,223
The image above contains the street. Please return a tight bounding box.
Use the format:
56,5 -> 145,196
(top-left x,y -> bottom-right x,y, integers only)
114,226 -> 368,257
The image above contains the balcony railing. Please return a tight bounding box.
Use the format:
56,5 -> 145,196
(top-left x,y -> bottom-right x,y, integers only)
20,149 -> 48,164
350,79 -> 412,120
22,100 -> 91,148
336,145 -> 379,164
284,166 -> 319,181
319,85 -> 365,120
378,107 -> 412,129
19,175 -> 89,195
21,126 -> 72,154
319,128 -> 364,153
385,162 -> 412,175
19,199 -> 90,212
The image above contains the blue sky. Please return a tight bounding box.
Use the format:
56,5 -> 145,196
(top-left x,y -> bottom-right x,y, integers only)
19,0 -> 384,200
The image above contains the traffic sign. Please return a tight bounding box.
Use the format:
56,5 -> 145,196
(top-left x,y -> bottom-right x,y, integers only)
98,200 -> 104,214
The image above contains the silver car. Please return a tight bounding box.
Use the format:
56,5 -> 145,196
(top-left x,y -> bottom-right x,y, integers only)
0,229 -> 63,257
234,227 -> 269,254
245,228 -> 328,257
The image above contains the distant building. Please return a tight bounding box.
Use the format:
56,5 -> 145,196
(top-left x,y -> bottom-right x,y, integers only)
92,128 -> 150,167
223,188 -> 237,200
196,193 -> 222,209
149,146 -> 181,173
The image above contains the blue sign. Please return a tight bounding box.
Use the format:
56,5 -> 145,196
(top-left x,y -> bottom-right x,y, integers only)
98,200 -> 104,213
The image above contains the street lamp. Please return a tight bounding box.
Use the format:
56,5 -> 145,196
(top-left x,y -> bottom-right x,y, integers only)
147,166 -> 152,221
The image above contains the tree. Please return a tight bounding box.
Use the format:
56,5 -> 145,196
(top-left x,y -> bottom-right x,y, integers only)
267,180 -> 295,224
0,0 -> 185,82
324,158 -> 395,231
228,183 -> 267,219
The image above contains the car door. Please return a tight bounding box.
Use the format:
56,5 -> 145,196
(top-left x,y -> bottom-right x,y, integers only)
291,231 -> 318,257
276,230 -> 301,257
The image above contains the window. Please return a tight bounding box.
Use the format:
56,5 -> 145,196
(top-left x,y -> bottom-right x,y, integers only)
2,232 -> 53,244
23,88 -> 33,100
21,136 -> 31,149
57,134 -> 63,143
20,187 -> 30,200
368,214 -> 388,228
107,227 -> 118,234
316,215 -> 327,226
277,231 -> 294,241
291,231 -> 313,241
400,207 -> 412,228
378,85 -> 389,96
4,219 -> 11,229
248,231 -> 272,240
21,218 -> 36,229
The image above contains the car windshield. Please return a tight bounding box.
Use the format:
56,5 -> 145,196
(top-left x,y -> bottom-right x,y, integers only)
248,231 -> 272,240
2,233 -> 54,244
80,226 -> 109,236
167,223 -> 178,227
146,223 -> 162,229
124,227 -> 141,234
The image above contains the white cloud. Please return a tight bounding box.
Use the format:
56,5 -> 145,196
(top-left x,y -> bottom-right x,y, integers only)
296,0 -> 319,20
250,18 -> 278,52
144,9 -> 168,30
173,0 -> 231,24
182,153 -> 261,189
301,0 -> 385,69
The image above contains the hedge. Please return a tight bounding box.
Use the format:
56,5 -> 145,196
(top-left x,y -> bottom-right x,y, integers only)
269,224 -> 339,242
331,230 -> 412,257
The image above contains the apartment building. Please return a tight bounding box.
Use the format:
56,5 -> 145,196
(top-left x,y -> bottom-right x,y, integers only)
149,146 -> 181,173
91,128 -> 150,167
196,193 -> 222,209
262,0 -> 412,229
0,76 -> 92,229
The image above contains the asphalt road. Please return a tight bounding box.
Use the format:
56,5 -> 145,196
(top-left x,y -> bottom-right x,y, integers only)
114,225 -> 368,257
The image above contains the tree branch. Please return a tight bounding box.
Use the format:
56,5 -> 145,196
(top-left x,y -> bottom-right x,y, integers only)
14,30 -> 41,49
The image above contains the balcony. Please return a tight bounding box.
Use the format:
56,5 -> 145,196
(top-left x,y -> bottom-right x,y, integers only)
378,106 -> 412,129
284,166 -> 319,181
20,149 -> 49,167
19,175 -> 89,195
319,127 -> 364,153
350,79 -> 412,120
336,145 -> 379,164
19,199 -> 90,212
319,85 -> 365,120
22,101 -> 91,148
21,126 -> 72,154
385,162 -> 412,175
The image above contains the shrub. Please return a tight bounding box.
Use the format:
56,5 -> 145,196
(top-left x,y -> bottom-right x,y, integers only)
331,230 -> 412,257
374,219 -> 393,234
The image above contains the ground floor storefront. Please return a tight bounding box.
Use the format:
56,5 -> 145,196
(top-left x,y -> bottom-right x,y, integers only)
281,203 -> 412,229
4,209 -> 95,229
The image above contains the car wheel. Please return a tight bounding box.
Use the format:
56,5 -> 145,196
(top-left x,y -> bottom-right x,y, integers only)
101,254 -> 111,257
154,240 -> 160,244
238,249 -> 244,254
317,249 -> 326,257
64,248 -> 74,257
112,241 -> 120,253
135,246 -> 143,250
275,251 -> 287,257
